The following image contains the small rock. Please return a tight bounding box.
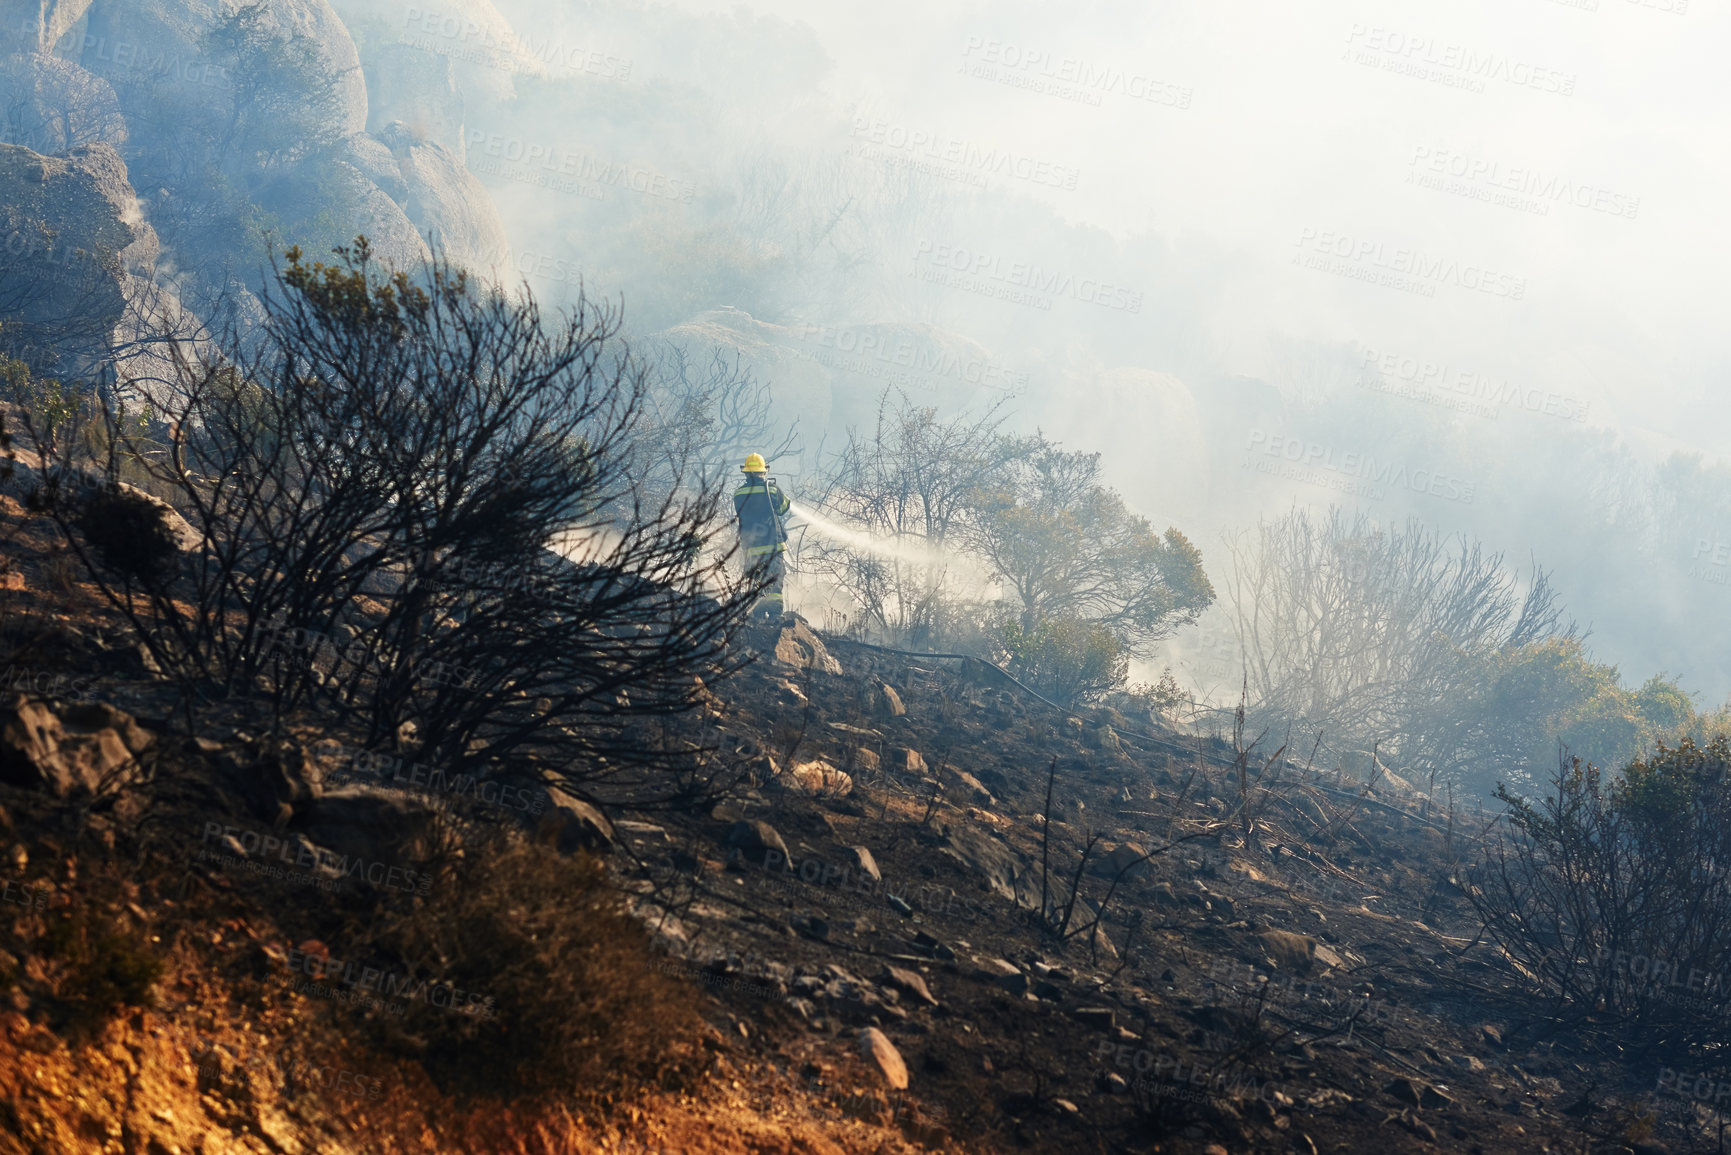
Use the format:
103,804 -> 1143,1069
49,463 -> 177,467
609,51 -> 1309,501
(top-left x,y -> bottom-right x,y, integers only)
1384,1076 -> 1423,1106
881,965 -> 939,1007
950,769 -> 994,804
726,819 -> 789,865
858,1026 -> 908,1089
875,683 -> 906,719
1054,1098 -> 1080,1115
1072,1006 -> 1115,1031
912,930 -> 955,960
899,747 -> 925,774
533,790 -> 616,854
1032,979 -> 1064,1001
1481,1023 -> 1505,1049
780,759 -> 854,798
853,747 -> 881,774
887,895 -> 913,916
1258,929 -> 1317,972
843,845 -> 881,883
1101,1071 -> 1128,1093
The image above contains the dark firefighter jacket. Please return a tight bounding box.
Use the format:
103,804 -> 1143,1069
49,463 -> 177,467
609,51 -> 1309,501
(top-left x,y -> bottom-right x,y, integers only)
733,475 -> 790,557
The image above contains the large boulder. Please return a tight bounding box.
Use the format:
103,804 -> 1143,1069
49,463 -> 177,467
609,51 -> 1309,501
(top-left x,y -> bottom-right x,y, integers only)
0,52 -> 127,153
375,121 -> 508,269
0,0 -> 96,52
360,40 -> 465,160
291,784 -> 443,864
78,0 -> 367,142
327,0 -> 540,104
0,141 -> 157,362
0,695 -> 154,797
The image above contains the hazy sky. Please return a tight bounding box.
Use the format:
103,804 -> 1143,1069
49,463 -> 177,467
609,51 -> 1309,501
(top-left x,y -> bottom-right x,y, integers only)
356,0 -> 1729,701
673,0 -> 1727,454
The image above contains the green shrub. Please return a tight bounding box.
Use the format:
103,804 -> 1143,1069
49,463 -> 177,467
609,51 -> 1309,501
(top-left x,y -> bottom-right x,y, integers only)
998,614 -> 1128,707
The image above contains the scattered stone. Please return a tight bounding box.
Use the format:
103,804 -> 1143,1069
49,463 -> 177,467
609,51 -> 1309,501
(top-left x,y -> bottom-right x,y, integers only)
725,819 -> 789,865
614,820 -> 667,839
1091,842 -> 1150,880
1073,1006 -> 1116,1031
887,895 -> 913,916
881,965 -> 939,1007
843,845 -> 881,883
1101,1071 -> 1128,1093
912,930 -> 955,960
858,1026 -> 908,1090
0,696 -> 154,798
532,789 -> 616,854
1257,929 -> 1317,973
874,682 -> 906,719
298,786 -> 445,864
1033,979 -> 1065,1001
1053,1098 -> 1079,1115
1481,1024 -> 1505,1049
781,759 -> 854,798
899,747 -> 925,774
1148,882 -> 1180,906
1384,1077 -> 1423,1107
774,618 -> 843,675
853,747 -> 881,774
950,768 -> 994,804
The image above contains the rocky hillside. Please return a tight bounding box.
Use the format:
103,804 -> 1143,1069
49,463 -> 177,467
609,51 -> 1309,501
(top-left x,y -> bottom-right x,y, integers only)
0,474 -> 1715,1154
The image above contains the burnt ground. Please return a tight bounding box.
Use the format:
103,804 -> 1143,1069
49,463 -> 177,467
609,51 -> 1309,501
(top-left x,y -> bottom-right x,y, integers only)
0,485 -> 1718,1153
619,624 -> 1712,1154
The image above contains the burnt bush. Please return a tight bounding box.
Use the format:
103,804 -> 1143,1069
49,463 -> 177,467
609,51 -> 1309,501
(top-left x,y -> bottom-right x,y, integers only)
72,485 -> 179,586
348,839 -> 704,1103
1466,735 -> 1731,1062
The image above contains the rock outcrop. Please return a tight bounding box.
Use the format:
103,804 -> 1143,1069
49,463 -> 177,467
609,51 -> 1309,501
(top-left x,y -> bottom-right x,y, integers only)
0,694 -> 154,797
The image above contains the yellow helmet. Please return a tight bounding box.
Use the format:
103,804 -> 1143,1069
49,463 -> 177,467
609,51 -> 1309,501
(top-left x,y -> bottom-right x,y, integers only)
741,452 -> 767,473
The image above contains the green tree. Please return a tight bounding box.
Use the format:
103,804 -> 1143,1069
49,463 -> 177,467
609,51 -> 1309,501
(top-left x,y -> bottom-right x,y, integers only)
968,437 -> 1214,654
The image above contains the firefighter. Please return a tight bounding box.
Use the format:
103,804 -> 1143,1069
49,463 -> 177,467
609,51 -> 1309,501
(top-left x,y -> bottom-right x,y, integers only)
733,453 -> 791,620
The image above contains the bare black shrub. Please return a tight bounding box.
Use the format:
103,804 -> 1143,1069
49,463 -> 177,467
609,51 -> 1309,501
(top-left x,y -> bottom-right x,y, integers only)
1465,736 -> 1731,1064
16,238 -> 770,807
